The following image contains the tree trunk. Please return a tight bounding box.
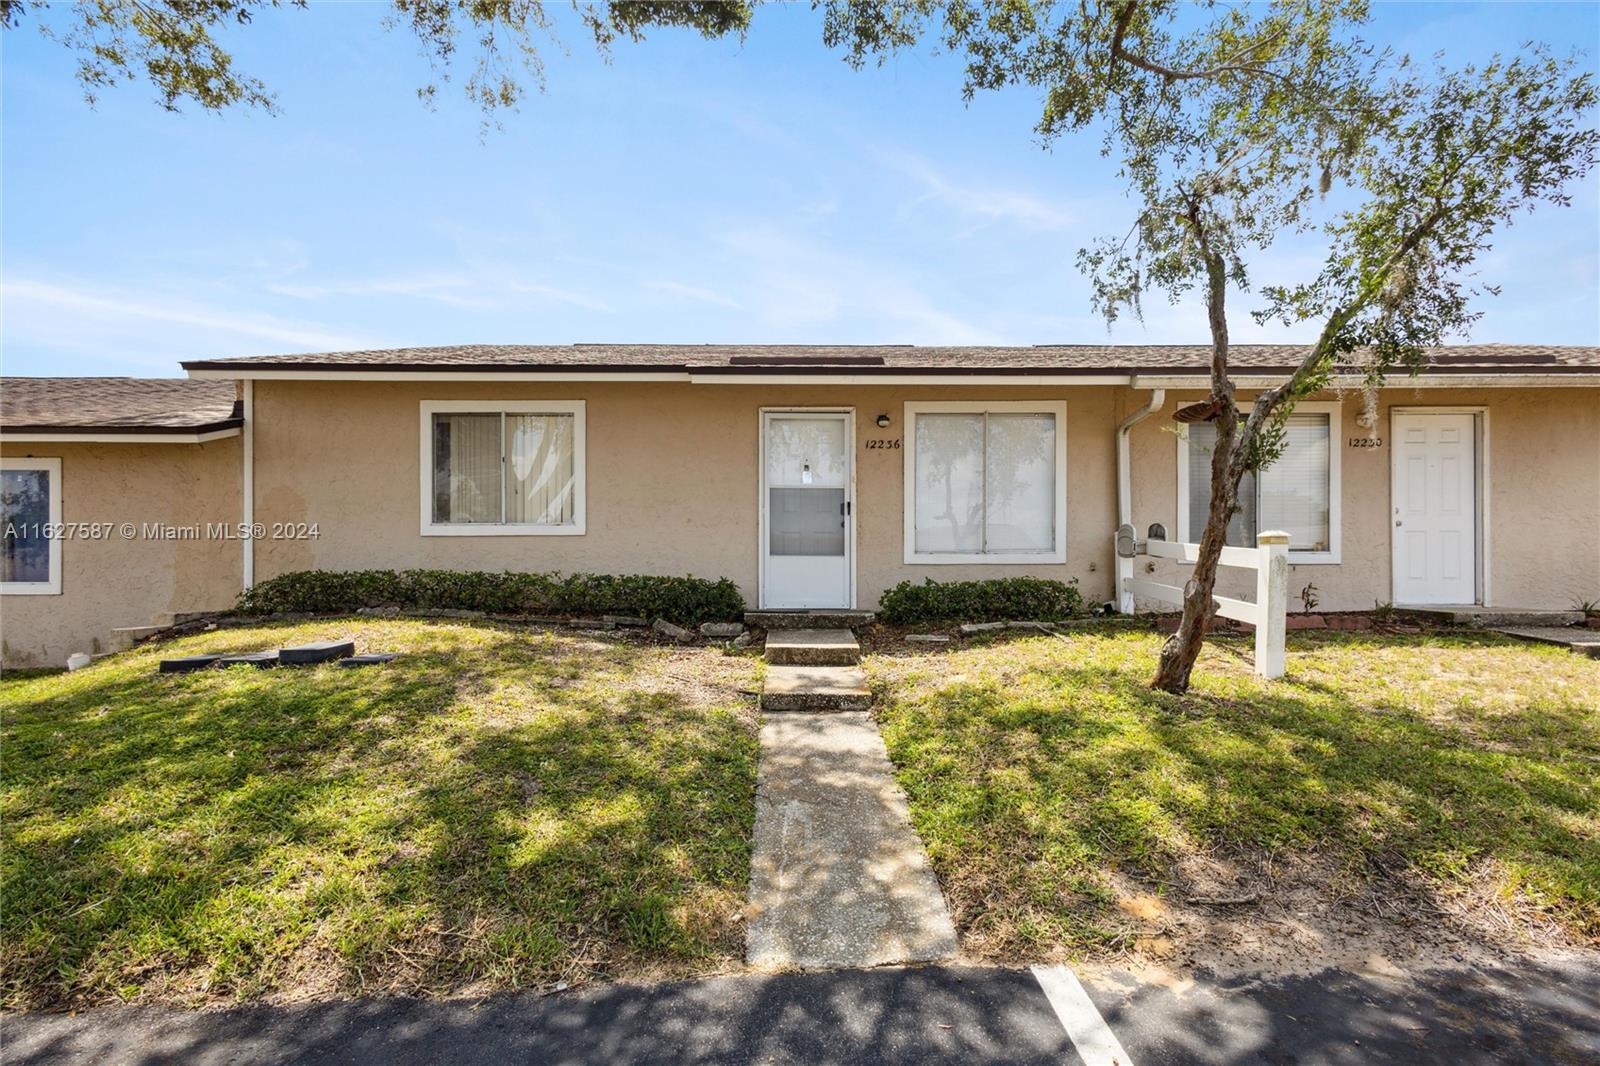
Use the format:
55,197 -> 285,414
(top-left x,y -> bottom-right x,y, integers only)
1152,421 -> 1242,692
1152,247 -> 1240,694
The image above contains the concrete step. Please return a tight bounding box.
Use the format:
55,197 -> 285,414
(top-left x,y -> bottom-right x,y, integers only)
760,665 -> 872,712
1409,607 -> 1586,628
112,624 -> 167,650
764,628 -> 860,666
1467,611 -> 1586,628
746,610 -> 876,631
1492,626 -> 1600,659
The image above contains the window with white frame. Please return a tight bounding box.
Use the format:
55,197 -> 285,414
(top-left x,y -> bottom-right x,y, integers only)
1179,403 -> 1340,562
903,401 -> 1067,564
419,401 -> 585,535
1,457 -> 63,595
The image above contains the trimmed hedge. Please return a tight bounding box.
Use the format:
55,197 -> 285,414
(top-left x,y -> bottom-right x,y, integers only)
878,577 -> 1085,625
236,569 -> 745,624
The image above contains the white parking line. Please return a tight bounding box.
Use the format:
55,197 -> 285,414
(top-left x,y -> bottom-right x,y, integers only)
1031,964 -> 1135,1066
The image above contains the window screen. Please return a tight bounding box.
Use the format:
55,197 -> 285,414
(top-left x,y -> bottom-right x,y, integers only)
913,410 -> 1057,556
1,467 -> 53,584
431,411 -> 578,526
1186,413 -> 1331,552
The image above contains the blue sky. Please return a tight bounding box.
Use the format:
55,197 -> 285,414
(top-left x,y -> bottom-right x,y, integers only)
3,1 -> 1597,377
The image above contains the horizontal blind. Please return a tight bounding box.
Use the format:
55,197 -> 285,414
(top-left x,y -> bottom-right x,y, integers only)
1186,423 -> 1257,547
1258,414 -> 1331,552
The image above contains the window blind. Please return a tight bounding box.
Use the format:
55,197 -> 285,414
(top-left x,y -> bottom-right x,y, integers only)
913,411 -> 1055,555
1186,413 -> 1329,552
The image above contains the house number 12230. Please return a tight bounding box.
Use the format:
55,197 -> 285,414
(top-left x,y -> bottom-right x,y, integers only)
1347,437 -> 1383,448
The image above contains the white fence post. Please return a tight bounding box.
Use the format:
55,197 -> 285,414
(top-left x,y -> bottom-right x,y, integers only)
1254,531 -> 1290,678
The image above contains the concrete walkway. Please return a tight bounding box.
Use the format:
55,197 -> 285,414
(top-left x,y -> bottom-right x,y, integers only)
1491,625 -> 1600,659
745,711 -> 959,969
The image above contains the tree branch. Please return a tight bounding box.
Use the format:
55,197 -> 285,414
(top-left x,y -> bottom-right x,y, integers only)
1107,0 -> 1292,84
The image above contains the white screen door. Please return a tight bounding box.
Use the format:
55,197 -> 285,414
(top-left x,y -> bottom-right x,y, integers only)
762,411 -> 853,608
1392,412 -> 1478,605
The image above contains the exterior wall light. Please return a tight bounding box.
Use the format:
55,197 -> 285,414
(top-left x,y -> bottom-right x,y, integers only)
876,413 -> 891,428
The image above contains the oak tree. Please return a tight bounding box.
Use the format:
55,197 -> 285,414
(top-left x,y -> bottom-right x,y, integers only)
824,0 -> 1596,691
0,0 -> 751,114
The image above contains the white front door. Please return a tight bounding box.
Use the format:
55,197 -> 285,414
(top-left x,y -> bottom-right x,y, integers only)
761,410 -> 853,609
1392,412 -> 1478,605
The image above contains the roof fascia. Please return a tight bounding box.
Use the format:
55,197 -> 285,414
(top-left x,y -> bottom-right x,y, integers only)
0,426 -> 243,444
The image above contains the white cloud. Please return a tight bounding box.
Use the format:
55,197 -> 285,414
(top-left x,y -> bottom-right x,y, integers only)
878,149 -> 1076,231
4,279 -> 375,356
268,273 -> 610,312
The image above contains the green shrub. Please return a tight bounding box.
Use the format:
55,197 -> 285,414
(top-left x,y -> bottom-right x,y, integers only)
878,577 -> 1085,624
237,569 -> 744,624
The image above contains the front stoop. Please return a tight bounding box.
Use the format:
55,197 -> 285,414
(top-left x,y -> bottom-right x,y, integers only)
1492,626 -> 1600,659
746,610 -> 876,631
764,628 -> 861,667
745,711 -> 959,969
1410,607 -> 1587,628
760,665 -> 872,712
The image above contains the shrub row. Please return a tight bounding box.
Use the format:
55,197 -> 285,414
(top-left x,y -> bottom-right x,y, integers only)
878,576 -> 1085,625
236,569 -> 745,624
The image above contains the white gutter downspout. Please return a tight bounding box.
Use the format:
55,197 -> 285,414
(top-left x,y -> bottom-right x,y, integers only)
242,380 -> 254,591
1115,388 -> 1165,613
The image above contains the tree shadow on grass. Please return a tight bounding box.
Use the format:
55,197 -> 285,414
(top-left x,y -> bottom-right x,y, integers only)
1,622 -> 758,1009
874,633 -> 1600,956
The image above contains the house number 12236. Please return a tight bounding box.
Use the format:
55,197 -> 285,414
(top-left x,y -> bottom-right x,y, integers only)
865,438 -> 902,449
1347,437 -> 1383,448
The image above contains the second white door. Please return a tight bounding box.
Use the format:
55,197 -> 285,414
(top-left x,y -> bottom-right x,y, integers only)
1392,412 -> 1478,605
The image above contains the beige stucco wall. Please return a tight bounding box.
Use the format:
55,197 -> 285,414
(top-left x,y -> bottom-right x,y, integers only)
1127,386 -> 1600,611
249,380 -> 1123,609
1,438 -> 243,667
251,380 -> 1598,616
11,381 -> 1588,667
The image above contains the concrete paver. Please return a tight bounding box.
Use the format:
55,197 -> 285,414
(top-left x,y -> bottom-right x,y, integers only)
760,665 -> 872,711
1492,625 -> 1600,658
746,711 -> 958,969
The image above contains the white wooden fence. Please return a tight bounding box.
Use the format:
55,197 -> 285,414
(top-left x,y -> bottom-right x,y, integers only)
1116,525 -> 1290,678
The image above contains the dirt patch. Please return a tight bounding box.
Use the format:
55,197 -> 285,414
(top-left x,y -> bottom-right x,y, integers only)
1098,849 -> 1598,982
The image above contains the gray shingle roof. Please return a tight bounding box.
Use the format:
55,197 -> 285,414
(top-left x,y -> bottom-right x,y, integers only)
0,378 -> 242,434
180,343 -> 1600,374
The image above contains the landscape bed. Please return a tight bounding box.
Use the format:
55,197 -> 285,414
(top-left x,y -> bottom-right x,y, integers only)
866,628 -> 1600,966
0,618 -> 761,1009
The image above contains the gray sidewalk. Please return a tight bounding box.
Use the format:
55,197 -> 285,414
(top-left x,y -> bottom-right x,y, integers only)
745,710 -> 959,969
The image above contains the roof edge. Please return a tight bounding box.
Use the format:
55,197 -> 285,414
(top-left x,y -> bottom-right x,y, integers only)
0,416 -> 245,436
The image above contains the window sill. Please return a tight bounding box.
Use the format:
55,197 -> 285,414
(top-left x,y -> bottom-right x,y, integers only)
421,524 -> 585,537
905,551 -> 1067,566
1,582 -> 62,596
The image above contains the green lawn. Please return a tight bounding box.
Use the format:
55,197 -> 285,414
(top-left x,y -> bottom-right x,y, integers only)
1,619 -> 760,1009
868,630 -> 1600,958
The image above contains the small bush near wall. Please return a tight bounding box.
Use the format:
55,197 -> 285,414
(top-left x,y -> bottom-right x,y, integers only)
879,577 -> 1086,625
236,569 -> 745,624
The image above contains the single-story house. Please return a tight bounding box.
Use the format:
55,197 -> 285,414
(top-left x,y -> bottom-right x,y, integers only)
3,344 -> 1597,666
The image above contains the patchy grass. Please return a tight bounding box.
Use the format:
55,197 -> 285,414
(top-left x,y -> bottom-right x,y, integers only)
1,619 -> 760,1009
868,630 -> 1600,962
